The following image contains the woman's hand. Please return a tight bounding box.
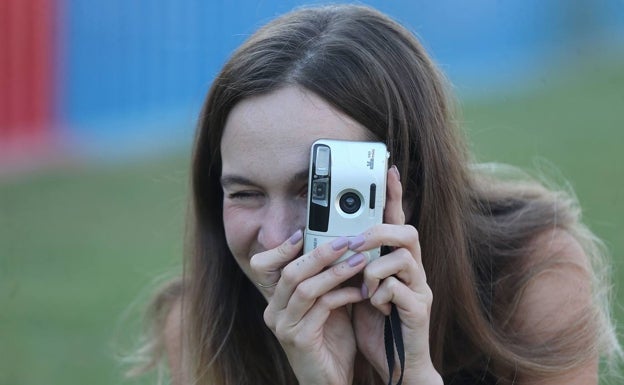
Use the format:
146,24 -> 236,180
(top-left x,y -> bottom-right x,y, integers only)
352,166 -> 442,385
251,232 -> 367,385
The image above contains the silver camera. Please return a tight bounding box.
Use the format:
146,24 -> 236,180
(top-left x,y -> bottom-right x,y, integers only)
304,139 -> 389,264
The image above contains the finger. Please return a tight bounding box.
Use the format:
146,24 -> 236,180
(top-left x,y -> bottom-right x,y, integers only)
384,165 -> 405,225
361,247 -> 426,297
269,236 -> 351,311
250,229 -> 304,293
283,253 -> 368,324
271,286 -> 364,344
349,223 -> 421,264
369,276 -> 432,328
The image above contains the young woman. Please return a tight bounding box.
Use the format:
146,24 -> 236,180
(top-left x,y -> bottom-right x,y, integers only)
132,5 -> 621,385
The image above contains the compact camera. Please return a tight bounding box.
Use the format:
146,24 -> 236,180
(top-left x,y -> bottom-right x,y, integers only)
304,139 -> 389,264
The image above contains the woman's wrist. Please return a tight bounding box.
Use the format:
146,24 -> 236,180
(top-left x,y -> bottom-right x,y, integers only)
403,364 -> 443,385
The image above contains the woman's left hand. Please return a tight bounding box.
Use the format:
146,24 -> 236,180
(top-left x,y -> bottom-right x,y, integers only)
351,166 -> 442,385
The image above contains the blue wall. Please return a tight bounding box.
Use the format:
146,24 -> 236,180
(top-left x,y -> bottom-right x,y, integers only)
59,0 -> 624,157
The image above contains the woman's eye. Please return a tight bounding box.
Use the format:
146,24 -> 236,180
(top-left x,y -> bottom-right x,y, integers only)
228,191 -> 263,200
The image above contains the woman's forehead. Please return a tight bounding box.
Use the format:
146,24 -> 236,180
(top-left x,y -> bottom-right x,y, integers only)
223,86 -> 369,140
220,86 -> 371,161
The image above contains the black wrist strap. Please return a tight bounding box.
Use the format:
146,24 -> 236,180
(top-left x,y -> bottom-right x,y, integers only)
384,303 -> 405,385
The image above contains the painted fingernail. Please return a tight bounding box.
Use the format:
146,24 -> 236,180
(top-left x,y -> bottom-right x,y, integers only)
331,237 -> 349,250
289,229 -> 303,244
391,164 -> 400,181
348,234 -> 365,250
361,282 -> 369,299
347,253 -> 365,267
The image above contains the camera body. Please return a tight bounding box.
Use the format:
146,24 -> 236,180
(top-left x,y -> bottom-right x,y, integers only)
304,139 -> 389,264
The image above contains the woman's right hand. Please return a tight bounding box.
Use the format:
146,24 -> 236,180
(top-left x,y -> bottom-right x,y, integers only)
251,233 -> 367,385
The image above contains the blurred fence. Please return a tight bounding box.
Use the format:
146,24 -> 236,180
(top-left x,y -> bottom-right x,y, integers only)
1,0 -> 623,166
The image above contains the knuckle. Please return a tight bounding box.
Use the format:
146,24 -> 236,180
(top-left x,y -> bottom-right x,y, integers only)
329,261 -> 351,278
316,293 -> 334,309
280,265 -> 297,286
363,224 -> 383,247
385,276 -> 399,291
248,254 -> 263,273
275,241 -> 290,259
423,286 -> 433,306
314,244 -> 334,262
405,225 -> 419,241
369,223 -> 383,236
293,282 -> 315,302
310,246 -> 323,262
263,307 -> 275,330
370,293 -> 385,308
397,247 -> 413,262
274,321 -> 302,347
274,321 -> 289,341
310,244 -> 335,266
273,316 -> 294,341
249,253 -> 275,275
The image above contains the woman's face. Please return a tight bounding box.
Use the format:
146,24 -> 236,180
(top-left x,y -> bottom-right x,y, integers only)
220,86 -> 372,281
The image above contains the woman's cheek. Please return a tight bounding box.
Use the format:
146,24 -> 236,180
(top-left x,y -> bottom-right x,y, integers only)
223,204 -> 258,263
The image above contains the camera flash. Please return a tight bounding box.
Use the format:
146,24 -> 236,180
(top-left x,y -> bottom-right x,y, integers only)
315,146 -> 330,176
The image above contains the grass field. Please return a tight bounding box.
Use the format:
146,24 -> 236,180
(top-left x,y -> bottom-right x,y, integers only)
1,60 -> 622,384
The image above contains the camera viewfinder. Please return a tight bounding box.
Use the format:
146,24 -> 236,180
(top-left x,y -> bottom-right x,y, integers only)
315,146 -> 330,176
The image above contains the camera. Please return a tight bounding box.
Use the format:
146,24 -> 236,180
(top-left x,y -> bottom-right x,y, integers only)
304,139 -> 389,264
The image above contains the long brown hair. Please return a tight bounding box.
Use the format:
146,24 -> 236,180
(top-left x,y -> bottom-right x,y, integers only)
135,5 -> 621,384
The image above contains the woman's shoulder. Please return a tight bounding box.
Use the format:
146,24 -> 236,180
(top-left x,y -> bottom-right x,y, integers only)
144,278 -> 190,385
510,228 -> 592,340
507,228 -> 604,383
125,277 -> 187,382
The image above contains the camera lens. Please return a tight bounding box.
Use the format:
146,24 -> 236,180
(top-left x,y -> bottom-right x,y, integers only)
339,192 -> 361,214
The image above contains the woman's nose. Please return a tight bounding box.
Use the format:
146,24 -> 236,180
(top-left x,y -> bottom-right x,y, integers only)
257,200 -> 305,251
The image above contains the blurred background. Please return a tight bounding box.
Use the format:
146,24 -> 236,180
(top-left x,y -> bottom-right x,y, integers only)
1,0 -> 623,384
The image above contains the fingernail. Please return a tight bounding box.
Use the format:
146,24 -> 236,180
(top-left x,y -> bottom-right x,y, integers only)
289,229 -> 303,244
361,282 -> 369,299
348,234 -> 365,250
391,165 -> 400,181
347,253 -> 365,267
331,237 -> 349,250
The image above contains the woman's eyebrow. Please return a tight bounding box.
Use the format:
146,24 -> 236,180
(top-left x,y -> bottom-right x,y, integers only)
220,174 -> 255,188
220,169 -> 309,188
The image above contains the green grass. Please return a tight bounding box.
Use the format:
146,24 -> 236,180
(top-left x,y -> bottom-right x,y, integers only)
1,61 -> 622,384
1,158 -> 189,385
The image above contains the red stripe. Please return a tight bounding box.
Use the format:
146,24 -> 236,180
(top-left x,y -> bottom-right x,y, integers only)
0,0 -> 56,153
8,0 -> 29,134
0,0 -> 9,134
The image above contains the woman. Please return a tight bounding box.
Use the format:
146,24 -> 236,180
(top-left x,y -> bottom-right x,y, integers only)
132,4 -> 621,385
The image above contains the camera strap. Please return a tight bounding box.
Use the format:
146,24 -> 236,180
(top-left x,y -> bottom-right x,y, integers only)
384,303 -> 405,385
